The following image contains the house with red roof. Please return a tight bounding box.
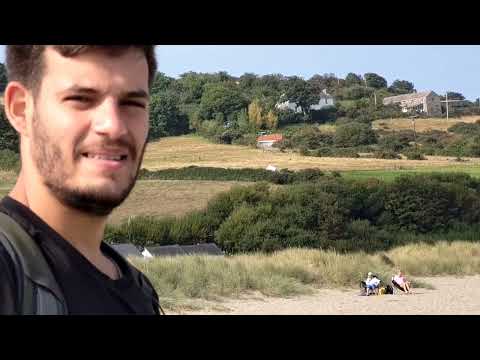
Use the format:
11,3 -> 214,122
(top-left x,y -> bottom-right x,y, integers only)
257,133 -> 283,149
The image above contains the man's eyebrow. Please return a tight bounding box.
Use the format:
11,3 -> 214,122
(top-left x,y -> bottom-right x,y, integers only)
121,89 -> 149,100
61,86 -> 149,99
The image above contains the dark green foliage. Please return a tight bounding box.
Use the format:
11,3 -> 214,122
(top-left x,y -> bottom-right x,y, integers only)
373,150 -> 401,159
308,147 -> 360,158
334,123 -> 377,147
137,166 -> 325,184
107,173 -> 480,254
403,149 -> 426,160
0,110 -> 19,153
0,149 -> 20,172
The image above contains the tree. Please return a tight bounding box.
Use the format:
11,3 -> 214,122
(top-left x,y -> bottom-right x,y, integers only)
239,73 -> 258,90
364,73 -> 387,89
148,93 -> 189,141
0,110 -> 19,152
389,80 -> 415,94
334,123 -> 377,147
446,92 -> 465,100
151,72 -> 175,95
0,63 -> 7,93
198,82 -> 248,122
265,110 -> 278,129
308,74 -> 340,94
345,73 -> 363,87
248,100 -> 264,129
283,76 -> 317,116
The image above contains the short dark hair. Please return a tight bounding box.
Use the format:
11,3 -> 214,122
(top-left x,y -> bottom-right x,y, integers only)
6,45 -> 157,95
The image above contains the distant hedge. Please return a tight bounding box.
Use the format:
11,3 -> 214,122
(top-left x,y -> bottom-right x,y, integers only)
138,166 -> 327,184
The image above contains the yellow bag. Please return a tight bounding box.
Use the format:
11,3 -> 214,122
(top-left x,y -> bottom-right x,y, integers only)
379,287 -> 386,295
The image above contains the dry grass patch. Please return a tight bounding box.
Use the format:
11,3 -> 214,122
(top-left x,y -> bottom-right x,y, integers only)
108,180 -> 251,225
373,116 -> 480,133
143,135 -> 480,171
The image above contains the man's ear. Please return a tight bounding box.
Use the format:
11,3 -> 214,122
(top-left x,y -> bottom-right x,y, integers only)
3,81 -> 34,138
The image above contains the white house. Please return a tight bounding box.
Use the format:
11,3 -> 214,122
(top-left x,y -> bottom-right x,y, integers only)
383,91 -> 442,116
276,89 -> 335,113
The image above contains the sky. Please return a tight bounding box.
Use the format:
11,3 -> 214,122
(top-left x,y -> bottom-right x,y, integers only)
1,45 -> 478,101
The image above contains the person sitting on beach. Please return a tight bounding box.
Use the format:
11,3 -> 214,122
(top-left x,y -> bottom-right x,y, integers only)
392,270 -> 412,294
365,272 -> 381,296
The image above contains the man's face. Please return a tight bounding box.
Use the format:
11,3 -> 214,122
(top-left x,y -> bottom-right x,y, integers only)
29,47 -> 150,216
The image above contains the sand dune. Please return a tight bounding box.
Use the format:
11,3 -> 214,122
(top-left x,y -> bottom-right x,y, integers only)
171,275 -> 480,315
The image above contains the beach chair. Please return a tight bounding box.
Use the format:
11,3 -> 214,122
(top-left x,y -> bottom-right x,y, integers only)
391,277 -> 407,294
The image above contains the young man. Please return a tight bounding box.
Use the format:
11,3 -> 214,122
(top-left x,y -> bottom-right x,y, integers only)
0,45 -> 161,315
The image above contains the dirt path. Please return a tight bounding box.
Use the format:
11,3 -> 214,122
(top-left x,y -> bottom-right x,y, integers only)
170,275 -> 480,315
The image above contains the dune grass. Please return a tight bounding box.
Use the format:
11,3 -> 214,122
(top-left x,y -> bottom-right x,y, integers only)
130,241 -> 480,311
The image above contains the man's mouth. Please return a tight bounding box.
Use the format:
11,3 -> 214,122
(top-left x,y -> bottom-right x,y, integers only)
82,153 -> 128,161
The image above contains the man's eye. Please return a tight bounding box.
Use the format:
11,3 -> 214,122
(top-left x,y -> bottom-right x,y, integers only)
121,100 -> 147,109
65,96 -> 92,103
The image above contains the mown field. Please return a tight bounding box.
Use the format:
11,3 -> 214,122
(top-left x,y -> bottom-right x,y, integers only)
109,180 -> 253,225
142,135 -> 480,172
372,115 -> 480,133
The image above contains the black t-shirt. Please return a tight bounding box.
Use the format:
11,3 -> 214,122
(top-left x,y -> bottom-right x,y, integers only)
0,196 -> 160,315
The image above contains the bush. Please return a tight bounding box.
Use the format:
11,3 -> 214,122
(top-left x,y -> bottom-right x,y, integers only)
373,150 -> 401,159
378,133 -> 411,152
382,175 -> 467,233
232,133 -> 258,147
0,111 -> 19,153
277,109 -> 307,126
403,148 -> 426,160
309,147 -> 360,158
334,123 -> 377,147
282,125 -> 334,150
105,173 -> 480,254
0,149 -> 20,172
138,166 -> 326,185
104,216 -> 177,247
448,122 -> 480,137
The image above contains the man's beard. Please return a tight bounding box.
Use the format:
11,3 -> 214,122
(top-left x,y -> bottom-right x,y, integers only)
31,115 -> 146,217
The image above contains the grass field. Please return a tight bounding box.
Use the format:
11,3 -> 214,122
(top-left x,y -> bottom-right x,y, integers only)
143,135 -> 480,172
342,166 -> 480,182
109,180 -> 252,225
372,115 -> 480,133
130,241 -> 480,311
0,170 -> 16,198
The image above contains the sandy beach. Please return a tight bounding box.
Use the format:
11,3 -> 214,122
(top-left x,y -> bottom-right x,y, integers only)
170,275 -> 480,315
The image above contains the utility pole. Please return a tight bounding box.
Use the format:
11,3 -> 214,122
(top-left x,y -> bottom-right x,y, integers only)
441,92 -> 464,120
411,114 -> 418,150
374,92 -> 377,108
446,92 -> 449,120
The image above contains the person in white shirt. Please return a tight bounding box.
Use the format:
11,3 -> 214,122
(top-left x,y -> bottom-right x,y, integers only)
365,272 -> 381,296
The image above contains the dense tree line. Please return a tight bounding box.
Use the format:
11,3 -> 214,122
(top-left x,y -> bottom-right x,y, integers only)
1,61 -> 474,152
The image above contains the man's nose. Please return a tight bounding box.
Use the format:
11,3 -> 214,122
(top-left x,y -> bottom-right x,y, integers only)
92,100 -> 128,139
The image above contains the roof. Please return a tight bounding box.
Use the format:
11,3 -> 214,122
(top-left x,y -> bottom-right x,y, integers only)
145,243 -> 224,257
383,91 -> 436,103
181,243 -> 224,256
257,134 -> 283,142
147,245 -> 186,256
111,243 -> 144,258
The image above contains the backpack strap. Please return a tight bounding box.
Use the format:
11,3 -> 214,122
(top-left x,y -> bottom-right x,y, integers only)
0,212 -> 67,315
